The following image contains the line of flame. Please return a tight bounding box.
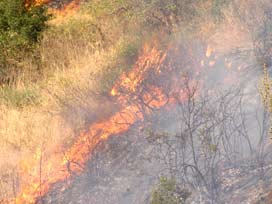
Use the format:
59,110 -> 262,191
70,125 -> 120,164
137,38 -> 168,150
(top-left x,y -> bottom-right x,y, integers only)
10,44 -> 172,204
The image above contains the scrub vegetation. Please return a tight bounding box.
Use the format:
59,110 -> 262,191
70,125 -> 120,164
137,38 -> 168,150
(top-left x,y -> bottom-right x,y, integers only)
0,0 -> 271,203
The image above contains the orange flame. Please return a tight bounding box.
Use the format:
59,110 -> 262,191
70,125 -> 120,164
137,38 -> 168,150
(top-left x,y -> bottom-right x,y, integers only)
10,44 -> 172,204
50,0 -> 82,17
206,45 -> 213,58
24,0 -> 50,8
24,0 -> 82,18
7,40 -> 241,204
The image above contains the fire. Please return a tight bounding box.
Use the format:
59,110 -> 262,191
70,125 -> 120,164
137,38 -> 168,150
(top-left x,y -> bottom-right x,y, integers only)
5,38 -> 243,203
209,60 -> 216,67
111,46 -> 167,96
16,110 -> 138,202
24,0 -> 50,7
111,88 -> 117,96
206,45 -> 214,58
50,0 -> 82,17
10,44 -> 172,204
24,0 -> 82,18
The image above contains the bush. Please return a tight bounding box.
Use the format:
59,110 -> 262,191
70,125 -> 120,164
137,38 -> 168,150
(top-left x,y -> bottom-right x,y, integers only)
0,0 -> 50,84
151,177 -> 191,204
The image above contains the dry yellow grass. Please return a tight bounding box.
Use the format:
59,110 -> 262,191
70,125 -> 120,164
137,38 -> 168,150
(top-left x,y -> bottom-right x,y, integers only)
0,10 -> 127,199
0,104 -> 71,198
0,0 -> 264,200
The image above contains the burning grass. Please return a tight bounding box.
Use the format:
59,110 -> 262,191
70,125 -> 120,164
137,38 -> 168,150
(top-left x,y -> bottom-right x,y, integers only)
0,26 -> 137,203
0,0 -> 270,203
10,41 -> 171,204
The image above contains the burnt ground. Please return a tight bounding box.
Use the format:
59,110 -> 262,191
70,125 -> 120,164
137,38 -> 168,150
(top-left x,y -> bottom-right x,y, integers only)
37,30 -> 272,203
42,123 -> 160,204
40,108 -> 272,204
39,60 -> 272,204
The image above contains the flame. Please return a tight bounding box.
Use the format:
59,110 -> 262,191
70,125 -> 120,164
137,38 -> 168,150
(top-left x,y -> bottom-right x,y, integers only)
16,106 -> 142,203
201,60 -> 205,67
24,0 -> 50,8
24,0 -> 82,18
206,45 -> 214,58
111,46 -> 167,97
50,0 -> 82,17
10,44 -> 172,204
209,60 -> 216,67
5,39 -> 245,203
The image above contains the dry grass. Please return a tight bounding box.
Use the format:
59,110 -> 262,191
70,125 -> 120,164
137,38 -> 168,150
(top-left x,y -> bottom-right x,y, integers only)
0,10 -> 131,199
0,0 -> 265,200
0,104 -> 73,199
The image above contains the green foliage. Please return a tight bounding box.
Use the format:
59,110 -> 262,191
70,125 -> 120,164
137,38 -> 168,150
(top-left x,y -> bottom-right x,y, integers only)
83,0 -> 196,32
0,0 -> 231,88
151,177 -> 190,204
0,0 -> 50,84
0,0 -> 49,47
81,0 -> 231,50
81,0 -> 231,94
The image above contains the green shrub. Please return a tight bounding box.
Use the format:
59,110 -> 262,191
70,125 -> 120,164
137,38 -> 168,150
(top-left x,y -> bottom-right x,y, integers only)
151,177 -> 191,204
0,0 -> 50,84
